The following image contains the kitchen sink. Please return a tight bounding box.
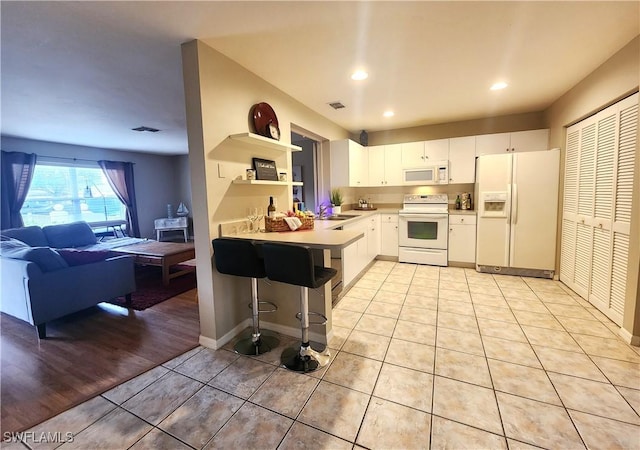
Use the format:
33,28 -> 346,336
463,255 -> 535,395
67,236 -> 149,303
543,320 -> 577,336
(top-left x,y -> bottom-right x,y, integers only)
319,214 -> 357,221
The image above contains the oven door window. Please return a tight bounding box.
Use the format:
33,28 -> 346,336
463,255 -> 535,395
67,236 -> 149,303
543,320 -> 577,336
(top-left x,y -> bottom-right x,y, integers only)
407,220 -> 439,240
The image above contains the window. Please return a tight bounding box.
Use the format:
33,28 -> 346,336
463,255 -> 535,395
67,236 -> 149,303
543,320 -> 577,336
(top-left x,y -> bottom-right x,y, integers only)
21,161 -> 126,227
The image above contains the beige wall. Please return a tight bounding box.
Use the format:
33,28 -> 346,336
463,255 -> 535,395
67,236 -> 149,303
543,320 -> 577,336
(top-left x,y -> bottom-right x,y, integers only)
544,36 -> 640,341
181,40 -> 348,343
362,111 -> 546,146
1,135 -> 186,239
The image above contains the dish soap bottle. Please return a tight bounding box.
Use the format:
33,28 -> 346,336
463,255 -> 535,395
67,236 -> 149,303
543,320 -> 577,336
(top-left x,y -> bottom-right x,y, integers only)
267,196 -> 276,217
455,194 -> 461,210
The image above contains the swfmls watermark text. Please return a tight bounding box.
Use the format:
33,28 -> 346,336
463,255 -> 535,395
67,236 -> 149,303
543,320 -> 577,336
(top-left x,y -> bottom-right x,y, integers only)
3,431 -> 74,444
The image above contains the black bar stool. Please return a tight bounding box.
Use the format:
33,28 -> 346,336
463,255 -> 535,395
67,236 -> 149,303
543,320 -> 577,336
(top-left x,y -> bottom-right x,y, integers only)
212,238 -> 279,355
261,243 -> 337,373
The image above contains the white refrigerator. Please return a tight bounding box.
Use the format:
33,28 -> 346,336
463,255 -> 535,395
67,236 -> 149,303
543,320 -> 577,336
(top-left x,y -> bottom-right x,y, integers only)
475,149 -> 560,275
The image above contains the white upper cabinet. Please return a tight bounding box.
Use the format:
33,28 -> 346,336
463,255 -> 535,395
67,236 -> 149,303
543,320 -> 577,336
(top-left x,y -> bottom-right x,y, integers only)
475,129 -> 549,156
369,144 -> 402,186
401,141 -> 426,167
401,139 -> 449,168
424,139 -> 450,161
330,139 -> 369,187
448,136 -> 476,184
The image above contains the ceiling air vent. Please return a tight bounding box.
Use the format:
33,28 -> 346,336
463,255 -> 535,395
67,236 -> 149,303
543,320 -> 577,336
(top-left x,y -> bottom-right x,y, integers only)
132,126 -> 160,132
328,102 -> 345,110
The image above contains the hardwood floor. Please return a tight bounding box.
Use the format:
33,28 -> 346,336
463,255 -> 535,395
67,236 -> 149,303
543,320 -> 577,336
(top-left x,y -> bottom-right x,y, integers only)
0,289 -> 200,434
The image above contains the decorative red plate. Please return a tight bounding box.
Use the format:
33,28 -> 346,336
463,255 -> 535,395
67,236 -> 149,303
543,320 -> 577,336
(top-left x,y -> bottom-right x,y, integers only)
251,102 -> 280,140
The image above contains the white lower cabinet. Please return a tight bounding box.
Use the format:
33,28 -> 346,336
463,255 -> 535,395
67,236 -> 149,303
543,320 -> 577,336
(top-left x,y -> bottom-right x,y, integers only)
368,214 -> 381,260
342,217 -> 371,287
380,214 -> 399,257
448,214 -> 476,264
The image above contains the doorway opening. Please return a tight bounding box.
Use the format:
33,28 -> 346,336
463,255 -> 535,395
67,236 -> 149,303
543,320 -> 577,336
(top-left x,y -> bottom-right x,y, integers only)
291,131 -> 320,214
291,128 -> 342,300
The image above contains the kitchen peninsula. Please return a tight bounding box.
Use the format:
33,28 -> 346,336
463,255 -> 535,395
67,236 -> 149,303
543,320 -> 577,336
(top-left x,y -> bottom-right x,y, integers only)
219,225 -> 364,345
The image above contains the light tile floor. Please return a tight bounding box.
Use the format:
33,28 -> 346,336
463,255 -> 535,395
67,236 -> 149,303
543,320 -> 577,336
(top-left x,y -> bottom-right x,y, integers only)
9,262 -> 640,449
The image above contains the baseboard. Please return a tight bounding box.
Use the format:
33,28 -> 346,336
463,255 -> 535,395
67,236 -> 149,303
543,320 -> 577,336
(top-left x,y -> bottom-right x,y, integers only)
198,318 -> 332,349
448,261 -> 475,269
619,327 -> 640,347
261,320 -> 331,345
198,335 -> 218,349
199,318 -> 252,350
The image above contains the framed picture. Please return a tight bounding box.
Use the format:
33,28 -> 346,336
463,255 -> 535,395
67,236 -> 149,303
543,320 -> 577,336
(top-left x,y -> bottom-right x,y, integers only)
252,158 -> 278,181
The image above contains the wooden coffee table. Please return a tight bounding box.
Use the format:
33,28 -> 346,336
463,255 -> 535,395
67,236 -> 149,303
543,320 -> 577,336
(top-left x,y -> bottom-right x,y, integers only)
114,241 -> 196,286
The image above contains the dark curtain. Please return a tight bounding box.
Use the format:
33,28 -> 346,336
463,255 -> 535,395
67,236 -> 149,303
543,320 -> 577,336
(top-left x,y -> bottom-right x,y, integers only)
98,160 -> 141,237
1,151 -> 37,230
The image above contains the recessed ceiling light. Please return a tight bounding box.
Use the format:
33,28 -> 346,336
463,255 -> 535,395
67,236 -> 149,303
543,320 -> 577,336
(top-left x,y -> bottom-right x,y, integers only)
383,111 -> 395,117
351,70 -> 368,81
490,82 -> 508,91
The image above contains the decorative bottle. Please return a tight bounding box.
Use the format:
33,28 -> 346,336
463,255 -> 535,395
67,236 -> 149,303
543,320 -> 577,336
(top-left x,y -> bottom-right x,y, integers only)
267,197 -> 276,217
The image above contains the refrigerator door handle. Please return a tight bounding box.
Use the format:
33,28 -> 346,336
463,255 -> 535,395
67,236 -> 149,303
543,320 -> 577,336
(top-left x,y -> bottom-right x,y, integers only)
506,183 -> 512,265
512,183 -> 518,225
506,183 -> 512,220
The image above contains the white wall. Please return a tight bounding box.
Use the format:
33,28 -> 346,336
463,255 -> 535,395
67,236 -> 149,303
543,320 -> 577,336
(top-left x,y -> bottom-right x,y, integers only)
181,39 -> 349,343
1,136 -> 188,238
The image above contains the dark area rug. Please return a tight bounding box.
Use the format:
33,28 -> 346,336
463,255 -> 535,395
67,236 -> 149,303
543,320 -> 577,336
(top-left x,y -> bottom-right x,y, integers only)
107,264 -> 196,310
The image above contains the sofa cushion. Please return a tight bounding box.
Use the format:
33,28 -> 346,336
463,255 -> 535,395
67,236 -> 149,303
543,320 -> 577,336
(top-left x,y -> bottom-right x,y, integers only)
1,226 -> 48,247
0,236 -> 30,251
43,222 -> 97,248
57,249 -> 111,266
1,246 -> 69,272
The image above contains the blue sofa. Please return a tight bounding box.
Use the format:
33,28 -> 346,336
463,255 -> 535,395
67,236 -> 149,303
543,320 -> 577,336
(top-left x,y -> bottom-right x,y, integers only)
1,222 -> 136,338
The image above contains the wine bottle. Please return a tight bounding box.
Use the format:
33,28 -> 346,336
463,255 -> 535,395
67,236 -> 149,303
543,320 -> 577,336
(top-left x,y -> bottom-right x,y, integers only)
455,195 -> 461,210
267,196 -> 276,217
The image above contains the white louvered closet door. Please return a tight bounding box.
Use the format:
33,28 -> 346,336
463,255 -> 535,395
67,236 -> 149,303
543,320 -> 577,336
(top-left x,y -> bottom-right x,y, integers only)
574,120 -> 597,298
609,96 -> 638,322
588,111 -> 616,315
560,92 -> 638,326
560,128 -> 579,284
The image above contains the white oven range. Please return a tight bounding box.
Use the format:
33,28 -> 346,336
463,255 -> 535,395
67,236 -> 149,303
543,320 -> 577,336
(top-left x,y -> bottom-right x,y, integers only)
398,194 -> 449,266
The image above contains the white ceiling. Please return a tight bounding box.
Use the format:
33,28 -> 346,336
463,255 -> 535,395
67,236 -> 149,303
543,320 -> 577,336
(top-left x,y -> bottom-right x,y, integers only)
1,1 -> 638,155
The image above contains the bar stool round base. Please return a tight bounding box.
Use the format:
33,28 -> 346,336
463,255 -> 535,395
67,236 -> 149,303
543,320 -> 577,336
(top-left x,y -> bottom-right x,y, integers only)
234,335 -> 280,356
281,344 -> 330,373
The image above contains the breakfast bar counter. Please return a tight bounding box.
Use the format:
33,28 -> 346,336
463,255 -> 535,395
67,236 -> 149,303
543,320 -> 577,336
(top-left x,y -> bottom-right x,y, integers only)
217,226 -> 365,347
221,228 -> 364,249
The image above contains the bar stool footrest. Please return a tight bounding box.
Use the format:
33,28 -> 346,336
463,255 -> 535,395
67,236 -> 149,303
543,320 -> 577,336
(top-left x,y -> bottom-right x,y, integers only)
295,311 -> 328,326
248,301 -> 278,314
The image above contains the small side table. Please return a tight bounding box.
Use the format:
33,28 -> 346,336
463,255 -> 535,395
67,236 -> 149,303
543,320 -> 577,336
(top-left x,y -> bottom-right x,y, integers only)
154,217 -> 189,242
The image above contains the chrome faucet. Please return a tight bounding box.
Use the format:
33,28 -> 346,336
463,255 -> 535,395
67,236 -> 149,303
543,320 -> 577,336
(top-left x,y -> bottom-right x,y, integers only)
318,204 -> 328,219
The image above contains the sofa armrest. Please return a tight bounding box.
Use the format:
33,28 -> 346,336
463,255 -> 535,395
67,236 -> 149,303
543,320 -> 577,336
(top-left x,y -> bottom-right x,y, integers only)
1,257 -> 44,324
26,255 -> 136,325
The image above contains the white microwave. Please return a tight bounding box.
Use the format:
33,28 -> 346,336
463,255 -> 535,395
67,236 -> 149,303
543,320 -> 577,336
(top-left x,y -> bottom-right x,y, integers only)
402,161 -> 449,185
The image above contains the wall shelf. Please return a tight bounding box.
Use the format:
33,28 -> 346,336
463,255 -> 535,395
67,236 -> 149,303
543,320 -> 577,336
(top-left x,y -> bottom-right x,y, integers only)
229,132 -> 302,152
232,179 -> 303,186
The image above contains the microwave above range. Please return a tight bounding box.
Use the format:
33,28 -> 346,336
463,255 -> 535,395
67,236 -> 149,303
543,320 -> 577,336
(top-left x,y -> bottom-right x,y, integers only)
402,161 -> 449,185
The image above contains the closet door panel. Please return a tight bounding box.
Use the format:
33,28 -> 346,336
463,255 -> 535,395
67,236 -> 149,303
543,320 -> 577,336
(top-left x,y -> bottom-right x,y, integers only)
594,113 -> 616,227
610,232 -> 629,323
560,218 -> 576,285
577,122 -> 596,221
614,100 -> 638,231
573,222 -> 592,298
588,227 -> 611,312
